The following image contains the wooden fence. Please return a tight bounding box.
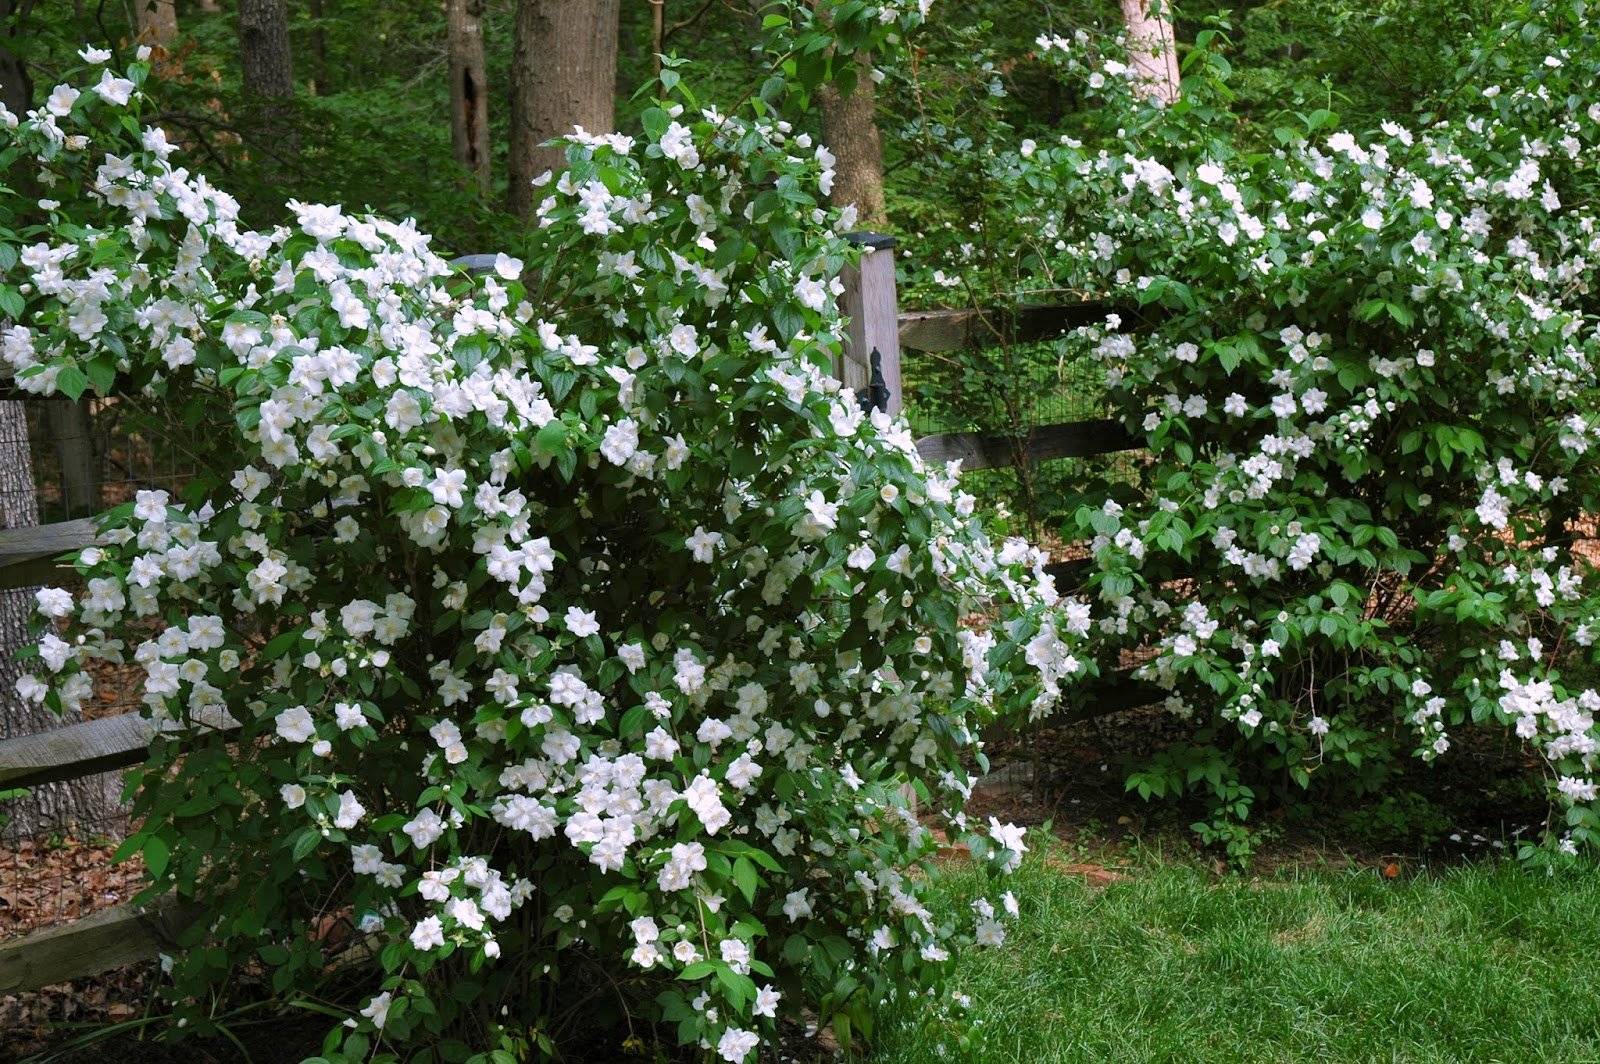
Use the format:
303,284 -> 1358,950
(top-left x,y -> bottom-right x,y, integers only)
0,234 -> 1158,994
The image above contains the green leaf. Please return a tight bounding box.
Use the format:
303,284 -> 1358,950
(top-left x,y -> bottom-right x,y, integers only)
292,828 -> 320,861
262,626 -> 305,662
641,107 -> 669,141
535,419 -> 567,455
732,856 -> 758,905
143,835 -> 169,879
55,363 -> 89,401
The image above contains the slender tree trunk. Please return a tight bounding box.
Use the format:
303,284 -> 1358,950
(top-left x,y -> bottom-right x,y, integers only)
649,0 -> 663,76
131,0 -> 179,45
1119,0 -> 1180,104
238,0 -> 297,159
506,0 -> 620,218
0,402 -> 123,841
307,0 -> 328,96
818,51 -> 887,230
198,0 -> 221,12
447,0 -> 490,194
0,0 -> 33,119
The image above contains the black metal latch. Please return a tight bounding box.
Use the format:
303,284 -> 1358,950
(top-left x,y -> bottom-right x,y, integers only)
858,347 -> 890,414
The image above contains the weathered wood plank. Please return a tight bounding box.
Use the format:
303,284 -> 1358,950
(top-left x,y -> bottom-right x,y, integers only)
450,253 -> 500,275
0,707 -> 239,790
0,517 -> 96,590
0,517 -> 97,562
916,418 -> 1141,470
840,233 -> 902,415
0,515 -> 94,563
0,894 -> 202,992
897,302 -> 1126,353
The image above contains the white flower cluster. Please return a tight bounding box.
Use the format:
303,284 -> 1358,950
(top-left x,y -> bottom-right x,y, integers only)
911,12 -> 1600,849
3,58 -> 1078,1058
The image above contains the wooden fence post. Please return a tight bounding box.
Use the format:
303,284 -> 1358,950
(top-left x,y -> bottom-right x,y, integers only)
838,232 -> 902,416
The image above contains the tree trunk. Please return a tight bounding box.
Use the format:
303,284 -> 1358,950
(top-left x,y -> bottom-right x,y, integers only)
0,0 -> 33,119
649,0 -> 663,76
198,0 -> 221,12
238,0 -> 297,160
506,0 -> 620,218
447,0 -> 490,194
0,402 -> 123,841
817,51 -> 887,230
307,0 -> 328,96
1119,0 -> 1180,104
131,0 -> 179,45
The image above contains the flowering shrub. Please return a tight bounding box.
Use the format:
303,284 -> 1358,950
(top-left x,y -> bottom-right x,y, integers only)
0,55 -> 1086,1059
911,1 -> 1600,857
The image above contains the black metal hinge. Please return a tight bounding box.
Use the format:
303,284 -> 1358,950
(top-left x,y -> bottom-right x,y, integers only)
858,347 -> 890,415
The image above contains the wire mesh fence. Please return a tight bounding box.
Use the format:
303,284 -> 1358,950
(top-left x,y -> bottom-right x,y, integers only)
0,806 -> 145,940
17,396 -> 208,523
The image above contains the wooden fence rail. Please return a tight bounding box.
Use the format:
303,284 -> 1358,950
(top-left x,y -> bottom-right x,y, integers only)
0,237 -> 1155,993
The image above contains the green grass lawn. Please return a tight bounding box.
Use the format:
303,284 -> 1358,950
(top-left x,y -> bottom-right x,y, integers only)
869,848 -> 1600,1064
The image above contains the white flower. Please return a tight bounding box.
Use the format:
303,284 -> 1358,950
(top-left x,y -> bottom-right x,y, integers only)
986,818 -> 1027,871
599,419 -> 639,465
360,991 -> 392,1029
493,253 -> 524,279
686,526 -> 722,562
716,1028 -> 759,1063
782,889 -> 812,920
564,607 -> 600,638
275,705 -> 316,743
403,808 -> 446,848
34,587 -> 73,618
410,916 -> 445,951
92,70 -> 136,106
46,84 -> 80,117
334,790 -> 365,830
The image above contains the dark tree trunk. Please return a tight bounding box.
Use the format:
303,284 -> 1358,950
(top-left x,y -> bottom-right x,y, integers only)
0,0 -> 34,118
818,50 -> 887,229
0,402 -> 124,841
506,0 -> 620,218
238,0 -> 297,159
447,0 -> 490,194
307,0 -> 328,96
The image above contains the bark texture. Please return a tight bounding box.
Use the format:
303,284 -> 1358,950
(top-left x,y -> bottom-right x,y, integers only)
507,0 -> 620,218
1120,0 -> 1180,104
0,402 -> 123,841
238,0 -> 297,159
131,0 -> 179,45
447,0 -> 491,193
817,51 -> 887,230
308,0 -> 329,95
